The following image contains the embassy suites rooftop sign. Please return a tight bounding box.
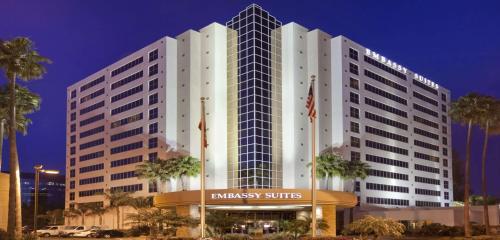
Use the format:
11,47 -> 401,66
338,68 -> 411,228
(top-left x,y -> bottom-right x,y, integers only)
365,48 -> 439,90
211,192 -> 303,200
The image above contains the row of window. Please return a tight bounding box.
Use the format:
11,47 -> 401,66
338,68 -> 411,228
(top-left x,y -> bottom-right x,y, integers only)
149,49 -> 158,62
79,138 -> 104,150
79,101 -> 105,115
414,140 -> 439,151
110,155 -> 143,168
111,184 -> 143,193
366,125 -> 408,143
79,163 -> 104,173
79,189 -> 103,197
365,83 -> 407,105
415,188 -> 440,196
111,113 -> 143,129
413,103 -> 438,118
110,127 -> 143,142
79,176 -> 104,185
414,127 -> 439,140
413,115 -> 439,129
365,97 -> 407,118
364,56 -> 407,80
111,71 -> 144,90
415,164 -> 440,174
110,141 -> 143,155
413,91 -> 438,106
111,99 -> 143,116
415,176 -> 440,185
111,171 -> 137,181
365,139 -> 409,156
365,111 -> 408,130
80,76 -> 105,92
366,154 -> 408,168
79,150 -> 104,162
366,182 -> 409,193
80,113 -> 104,127
414,152 -> 440,163
80,88 -> 105,104
416,200 -> 441,207
364,69 -> 407,93
111,84 -> 143,103
111,57 -> 143,77
367,197 -> 409,206
368,169 -> 408,180
413,79 -> 438,95
80,126 -> 105,138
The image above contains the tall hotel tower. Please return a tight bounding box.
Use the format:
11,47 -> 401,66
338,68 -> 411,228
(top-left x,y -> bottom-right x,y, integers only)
66,4 -> 452,234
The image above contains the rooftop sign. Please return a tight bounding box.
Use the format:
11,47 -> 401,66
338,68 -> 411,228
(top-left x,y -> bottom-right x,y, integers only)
210,192 -> 303,200
365,48 -> 439,90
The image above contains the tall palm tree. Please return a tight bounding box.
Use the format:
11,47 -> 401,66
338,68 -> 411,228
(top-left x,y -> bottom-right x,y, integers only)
63,208 -> 79,226
130,196 -> 153,210
75,203 -> 93,225
476,97 -> 500,235
449,93 -> 484,238
136,160 -> 174,193
104,189 -> 133,229
344,159 -> 370,224
0,37 -> 50,240
307,153 -> 346,190
170,156 -> 200,190
86,202 -> 107,226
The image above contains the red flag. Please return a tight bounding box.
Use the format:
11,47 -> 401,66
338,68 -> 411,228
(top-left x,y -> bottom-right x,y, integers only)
198,114 -> 208,148
306,80 -> 316,122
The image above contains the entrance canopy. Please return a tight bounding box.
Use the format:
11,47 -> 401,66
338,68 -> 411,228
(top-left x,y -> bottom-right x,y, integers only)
154,188 -> 357,208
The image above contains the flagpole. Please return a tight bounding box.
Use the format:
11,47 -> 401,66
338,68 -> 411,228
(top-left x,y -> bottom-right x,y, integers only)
200,97 -> 206,239
310,76 -> 317,237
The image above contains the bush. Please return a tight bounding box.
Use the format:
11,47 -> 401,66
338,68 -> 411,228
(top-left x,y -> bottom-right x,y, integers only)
343,215 -> 405,239
126,225 -> 150,237
264,233 -> 291,240
222,233 -> 252,240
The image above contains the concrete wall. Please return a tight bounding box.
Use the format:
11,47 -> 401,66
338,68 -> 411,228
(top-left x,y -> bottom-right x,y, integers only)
0,173 -> 9,230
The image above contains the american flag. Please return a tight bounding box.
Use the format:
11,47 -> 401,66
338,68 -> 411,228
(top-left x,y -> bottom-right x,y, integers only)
306,78 -> 317,122
198,109 -> 208,148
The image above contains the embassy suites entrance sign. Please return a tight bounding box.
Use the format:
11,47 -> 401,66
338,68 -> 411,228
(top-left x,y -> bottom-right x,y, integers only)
211,192 -> 303,200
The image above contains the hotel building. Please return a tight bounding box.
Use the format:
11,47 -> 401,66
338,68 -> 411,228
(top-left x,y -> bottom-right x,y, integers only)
66,4 -> 452,235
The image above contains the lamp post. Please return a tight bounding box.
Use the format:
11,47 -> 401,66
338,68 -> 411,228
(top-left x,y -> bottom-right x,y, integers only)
33,164 -> 59,239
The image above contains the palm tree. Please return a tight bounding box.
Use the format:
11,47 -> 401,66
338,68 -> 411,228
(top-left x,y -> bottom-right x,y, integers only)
86,202 -> 107,226
476,97 -> 500,235
449,93 -> 484,238
74,203 -> 93,225
0,37 -> 50,239
170,156 -> 200,190
344,159 -> 370,224
104,189 -> 133,229
44,209 -> 64,225
136,160 -> 174,193
307,153 -> 346,190
64,208 -> 79,226
130,196 -> 153,210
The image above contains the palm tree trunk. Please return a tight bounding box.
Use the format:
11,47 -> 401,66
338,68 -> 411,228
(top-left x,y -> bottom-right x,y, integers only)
481,121 -> 491,235
0,119 -> 5,171
464,120 -> 472,238
116,207 -> 120,229
99,214 -> 102,226
180,175 -> 185,191
81,213 -> 85,225
7,76 -> 22,240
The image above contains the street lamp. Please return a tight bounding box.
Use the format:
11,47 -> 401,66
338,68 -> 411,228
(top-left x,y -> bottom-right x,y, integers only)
33,164 -> 59,239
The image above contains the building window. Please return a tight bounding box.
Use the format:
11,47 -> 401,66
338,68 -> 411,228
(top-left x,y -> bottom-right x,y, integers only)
443,159 -> 448,167
444,192 -> 449,200
70,101 -> 76,110
80,163 -> 105,173
442,126 -> 448,134
149,122 -> 158,134
366,182 -> 409,193
349,63 -> 359,75
442,104 -> 447,112
149,49 -> 159,62
70,135 -> 76,144
80,101 -> 105,115
111,184 -> 143,193
366,154 -> 408,168
442,115 -> 447,124
70,112 -> 76,121
111,57 -> 143,77
149,182 -> 158,193
441,93 -> 447,101
71,90 -> 77,99
350,92 -> 359,104
444,180 -> 449,189
355,181 -> 360,192
148,152 -> 158,162
351,136 -> 360,148
70,146 -> 76,155
349,48 -> 358,61
70,158 -> 76,167
70,169 -> 75,178
350,121 -> 360,133
111,99 -> 143,116
366,111 -> 408,130
70,181 -> 75,189
443,169 -> 449,178
366,97 -> 407,118
351,151 -> 361,161
148,137 -> 158,149
110,141 -> 143,155
149,108 -> 158,120
366,197 -> 409,206
149,93 -> 158,105
443,148 -> 448,156
111,85 -> 143,103
149,78 -> 158,91
349,78 -> 359,90
69,192 -> 75,201
111,156 -> 143,168
70,124 -> 76,133
149,64 -> 159,77
366,140 -> 408,156
442,137 -> 448,145
350,107 -> 359,119
111,71 -> 144,90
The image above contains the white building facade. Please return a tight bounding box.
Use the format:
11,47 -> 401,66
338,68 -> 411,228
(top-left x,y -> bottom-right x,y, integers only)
66,4 -> 452,230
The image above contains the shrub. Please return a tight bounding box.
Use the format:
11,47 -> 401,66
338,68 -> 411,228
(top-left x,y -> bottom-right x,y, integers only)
264,233 -> 291,240
343,215 -> 405,240
126,225 -> 150,237
222,233 -> 252,240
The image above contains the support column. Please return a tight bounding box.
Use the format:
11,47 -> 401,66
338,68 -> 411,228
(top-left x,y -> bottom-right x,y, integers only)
321,205 -> 336,236
176,205 -> 191,237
